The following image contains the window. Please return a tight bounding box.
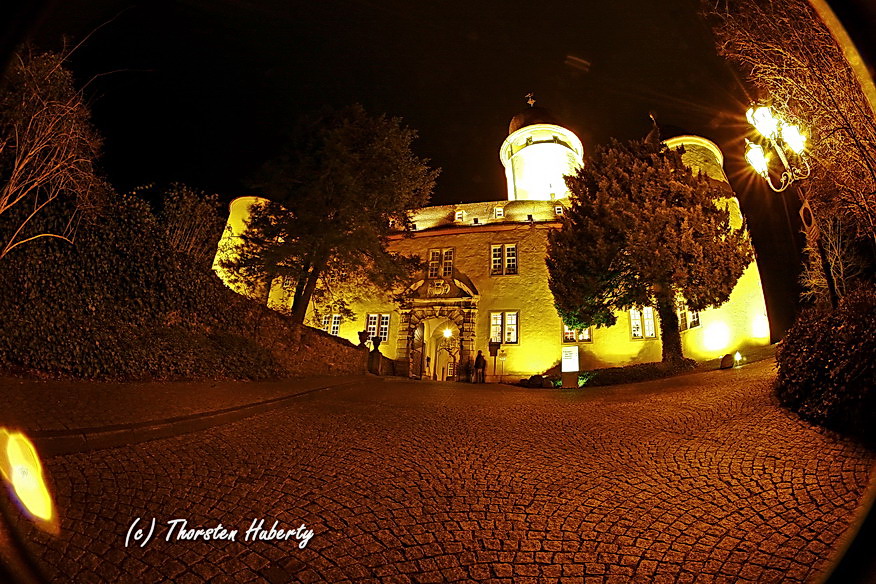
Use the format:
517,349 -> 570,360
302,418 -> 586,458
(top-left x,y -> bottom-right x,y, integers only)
490,312 -> 502,343
494,207 -> 504,219
428,249 -> 441,279
366,313 -> 390,341
490,244 -> 518,275
491,245 -> 503,275
505,244 -> 517,275
562,324 -> 592,343
321,314 -> 341,336
678,305 -> 700,331
428,248 -> 454,279
555,206 -> 564,216
643,307 -> 656,338
490,311 -> 519,344
442,249 -> 454,277
630,307 -> 657,339
454,210 -> 464,222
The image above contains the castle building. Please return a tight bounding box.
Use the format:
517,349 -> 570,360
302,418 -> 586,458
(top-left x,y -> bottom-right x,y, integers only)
215,105 -> 770,381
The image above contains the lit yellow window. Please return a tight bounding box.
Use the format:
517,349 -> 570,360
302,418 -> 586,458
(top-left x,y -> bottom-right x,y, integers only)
490,244 -> 517,275
630,308 -> 657,339
562,324 -> 592,343
490,311 -> 519,344
321,314 -> 341,336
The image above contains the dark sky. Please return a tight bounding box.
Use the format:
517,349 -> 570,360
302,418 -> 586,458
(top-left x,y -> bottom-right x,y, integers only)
28,0 -> 751,200
16,0 -> 876,337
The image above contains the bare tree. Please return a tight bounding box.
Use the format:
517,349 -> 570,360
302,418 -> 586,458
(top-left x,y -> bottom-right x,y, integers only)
154,183 -> 225,269
799,217 -> 865,306
703,0 -> 876,251
0,47 -> 106,260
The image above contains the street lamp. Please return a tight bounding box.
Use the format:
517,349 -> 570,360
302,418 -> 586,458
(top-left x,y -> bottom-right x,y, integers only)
744,105 -> 810,192
744,140 -> 769,177
743,103 -> 837,308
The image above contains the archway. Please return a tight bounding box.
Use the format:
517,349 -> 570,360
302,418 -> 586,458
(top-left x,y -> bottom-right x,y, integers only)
400,304 -> 476,380
426,318 -> 460,381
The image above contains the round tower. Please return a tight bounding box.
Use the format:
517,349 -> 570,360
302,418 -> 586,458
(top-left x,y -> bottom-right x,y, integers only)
499,98 -> 584,201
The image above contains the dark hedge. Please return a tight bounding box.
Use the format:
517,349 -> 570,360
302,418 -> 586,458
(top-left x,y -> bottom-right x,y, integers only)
775,287 -> 876,443
0,195 -> 363,380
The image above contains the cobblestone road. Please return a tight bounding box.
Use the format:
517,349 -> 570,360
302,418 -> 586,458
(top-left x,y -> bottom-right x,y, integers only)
12,359 -> 876,583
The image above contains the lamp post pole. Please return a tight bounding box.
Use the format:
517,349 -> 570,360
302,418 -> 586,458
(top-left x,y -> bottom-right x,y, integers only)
744,104 -> 838,309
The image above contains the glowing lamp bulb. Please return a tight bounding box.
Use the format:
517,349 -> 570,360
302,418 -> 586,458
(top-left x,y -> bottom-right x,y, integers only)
443,329 -> 453,338
747,106 -> 779,139
1,429 -> 54,523
780,122 -> 807,155
745,141 -> 770,177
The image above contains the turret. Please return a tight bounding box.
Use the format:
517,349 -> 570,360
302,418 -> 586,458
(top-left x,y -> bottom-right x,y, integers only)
499,97 -> 584,201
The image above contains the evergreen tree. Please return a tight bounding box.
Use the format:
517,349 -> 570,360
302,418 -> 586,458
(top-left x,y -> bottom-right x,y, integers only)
220,104 -> 439,324
546,139 -> 752,364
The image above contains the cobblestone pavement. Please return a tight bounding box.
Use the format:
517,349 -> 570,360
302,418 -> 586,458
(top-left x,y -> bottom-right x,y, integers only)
10,359 -> 876,583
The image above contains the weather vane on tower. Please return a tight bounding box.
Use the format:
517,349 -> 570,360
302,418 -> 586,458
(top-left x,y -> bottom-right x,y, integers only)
526,93 -> 535,107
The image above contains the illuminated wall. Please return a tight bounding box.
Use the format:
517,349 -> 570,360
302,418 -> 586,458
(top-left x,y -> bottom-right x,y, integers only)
499,124 -> 584,201
664,136 -> 771,360
214,136 -> 770,380
212,196 -> 269,300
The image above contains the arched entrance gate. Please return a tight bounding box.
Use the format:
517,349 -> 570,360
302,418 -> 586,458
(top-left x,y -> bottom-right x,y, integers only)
394,303 -> 478,379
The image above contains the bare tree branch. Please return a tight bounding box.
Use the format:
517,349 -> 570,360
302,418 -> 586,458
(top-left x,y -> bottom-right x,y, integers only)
0,47 -> 107,261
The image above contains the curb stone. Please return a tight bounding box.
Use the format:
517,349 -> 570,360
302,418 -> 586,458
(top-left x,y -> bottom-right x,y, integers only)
29,378 -> 369,457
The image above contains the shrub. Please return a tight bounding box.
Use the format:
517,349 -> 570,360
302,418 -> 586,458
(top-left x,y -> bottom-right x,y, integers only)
775,287 -> 876,442
579,359 -> 696,387
0,192 -> 364,381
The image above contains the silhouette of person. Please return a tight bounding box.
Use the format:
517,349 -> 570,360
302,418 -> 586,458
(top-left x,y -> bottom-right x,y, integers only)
474,350 -> 487,383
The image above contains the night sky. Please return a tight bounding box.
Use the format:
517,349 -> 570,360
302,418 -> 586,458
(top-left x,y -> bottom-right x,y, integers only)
15,0 -> 876,337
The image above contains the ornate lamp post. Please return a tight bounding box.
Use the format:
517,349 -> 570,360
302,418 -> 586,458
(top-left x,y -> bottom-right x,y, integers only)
744,104 -> 838,308
744,105 -> 810,192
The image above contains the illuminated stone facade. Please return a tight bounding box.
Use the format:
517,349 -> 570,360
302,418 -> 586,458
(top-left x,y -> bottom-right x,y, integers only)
215,108 -> 770,381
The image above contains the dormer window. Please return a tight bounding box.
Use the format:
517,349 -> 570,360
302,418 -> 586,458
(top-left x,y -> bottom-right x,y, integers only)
455,210 -> 464,222
494,207 -> 504,219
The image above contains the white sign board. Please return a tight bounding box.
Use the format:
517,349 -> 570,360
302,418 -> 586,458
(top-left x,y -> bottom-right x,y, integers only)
561,346 -> 579,372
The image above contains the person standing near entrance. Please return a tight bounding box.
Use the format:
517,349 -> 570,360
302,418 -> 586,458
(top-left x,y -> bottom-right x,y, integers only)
474,350 -> 487,383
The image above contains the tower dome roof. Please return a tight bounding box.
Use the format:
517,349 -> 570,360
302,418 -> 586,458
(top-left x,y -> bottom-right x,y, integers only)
508,106 -> 561,135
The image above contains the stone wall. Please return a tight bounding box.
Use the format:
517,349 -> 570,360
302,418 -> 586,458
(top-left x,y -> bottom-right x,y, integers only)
251,320 -> 368,376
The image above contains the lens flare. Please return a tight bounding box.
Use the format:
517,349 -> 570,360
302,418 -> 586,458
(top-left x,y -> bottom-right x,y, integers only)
1,428 -> 56,528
